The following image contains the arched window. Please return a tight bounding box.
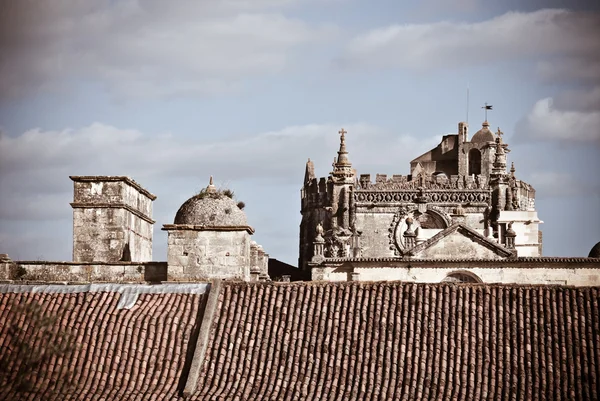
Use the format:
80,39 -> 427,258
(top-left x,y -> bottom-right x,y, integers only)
442,271 -> 482,283
468,148 -> 481,176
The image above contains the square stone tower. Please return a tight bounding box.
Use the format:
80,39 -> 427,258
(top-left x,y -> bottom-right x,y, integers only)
70,176 -> 156,262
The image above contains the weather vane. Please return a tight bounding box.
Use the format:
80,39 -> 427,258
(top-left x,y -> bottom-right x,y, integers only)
482,103 -> 493,121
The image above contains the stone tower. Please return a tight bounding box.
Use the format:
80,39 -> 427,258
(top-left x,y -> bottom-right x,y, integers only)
299,129 -> 360,270
162,178 -> 264,281
70,176 -> 156,262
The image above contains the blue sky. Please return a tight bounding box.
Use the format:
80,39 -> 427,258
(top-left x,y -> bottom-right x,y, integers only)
0,0 -> 599,264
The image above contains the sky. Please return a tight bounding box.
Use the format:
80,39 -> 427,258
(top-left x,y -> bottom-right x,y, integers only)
0,0 -> 599,265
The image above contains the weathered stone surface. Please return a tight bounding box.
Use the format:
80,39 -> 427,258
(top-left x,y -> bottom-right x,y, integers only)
71,176 -> 155,263
300,124 -> 551,282
311,259 -> 600,285
1,261 -> 167,283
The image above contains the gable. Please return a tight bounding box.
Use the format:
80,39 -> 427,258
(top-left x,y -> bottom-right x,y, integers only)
408,224 -> 513,260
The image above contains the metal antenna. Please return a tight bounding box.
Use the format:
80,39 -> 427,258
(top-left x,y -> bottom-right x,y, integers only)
466,84 -> 469,124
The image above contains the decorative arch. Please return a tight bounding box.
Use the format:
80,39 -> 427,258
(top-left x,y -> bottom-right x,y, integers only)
388,205 -> 452,255
442,270 -> 482,283
468,148 -> 482,176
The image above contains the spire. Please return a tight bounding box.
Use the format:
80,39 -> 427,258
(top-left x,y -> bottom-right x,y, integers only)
510,162 -> 516,178
492,132 -> 507,174
206,176 -> 217,193
304,158 -> 315,185
331,128 -> 355,183
336,128 -> 351,166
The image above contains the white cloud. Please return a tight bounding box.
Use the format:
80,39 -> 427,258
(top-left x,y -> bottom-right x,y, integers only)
516,97 -> 600,142
0,0 -> 336,98
0,121 -> 441,261
339,9 -> 600,81
0,121 -> 438,219
529,172 -> 600,198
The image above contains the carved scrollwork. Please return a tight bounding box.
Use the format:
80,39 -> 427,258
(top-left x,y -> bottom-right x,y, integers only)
355,190 -> 491,205
388,205 -> 452,255
324,227 -> 362,258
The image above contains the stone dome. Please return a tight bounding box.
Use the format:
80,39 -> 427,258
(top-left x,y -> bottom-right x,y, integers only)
589,242 -> 600,258
174,179 -> 248,226
471,121 -> 495,143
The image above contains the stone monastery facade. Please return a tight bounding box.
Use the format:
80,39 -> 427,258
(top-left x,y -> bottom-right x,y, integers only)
1,120 -> 599,286
300,121 -> 599,285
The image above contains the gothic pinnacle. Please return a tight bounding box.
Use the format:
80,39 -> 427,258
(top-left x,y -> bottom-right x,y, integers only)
336,128 -> 351,166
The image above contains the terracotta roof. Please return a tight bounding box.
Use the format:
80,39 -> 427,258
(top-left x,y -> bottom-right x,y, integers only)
190,281 -> 600,400
0,284 -> 207,401
2,282 -> 599,400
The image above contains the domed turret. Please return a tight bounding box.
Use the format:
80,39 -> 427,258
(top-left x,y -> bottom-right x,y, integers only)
163,177 -> 259,282
589,242 -> 600,258
471,121 -> 495,143
173,177 -> 247,227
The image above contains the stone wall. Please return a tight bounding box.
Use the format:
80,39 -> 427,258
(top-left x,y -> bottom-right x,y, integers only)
498,210 -> 542,256
166,228 -> 251,281
311,259 -> 600,286
0,258 -> 167,283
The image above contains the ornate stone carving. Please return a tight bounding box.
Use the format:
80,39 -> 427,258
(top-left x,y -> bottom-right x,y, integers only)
354,189 -> 490,205
360,174 -> 489,191
323,227 -> 362,258
388,205 -> 452,255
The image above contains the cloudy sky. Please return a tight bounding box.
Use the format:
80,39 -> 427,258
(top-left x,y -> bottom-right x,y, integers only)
1,0 -> 599,264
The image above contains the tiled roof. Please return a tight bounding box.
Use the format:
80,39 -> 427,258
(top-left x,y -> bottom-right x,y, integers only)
2,281 -> 599,400
0,284 -> 207,401
190,282 -> 600,400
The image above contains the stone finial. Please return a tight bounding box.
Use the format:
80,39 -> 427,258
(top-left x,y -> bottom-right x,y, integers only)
505,221 -> 517,249
312,222 -> 326,263
206,176 -> 217,193
454,203 -> 465,216
335,128 -> 351,166
492,137 -> 507,174
510,162 -> 516,177
315,222 -> 325,242
496,127 -> 504,142
403,217 -> 416,249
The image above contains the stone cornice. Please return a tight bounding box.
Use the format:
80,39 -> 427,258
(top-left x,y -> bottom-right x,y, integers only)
70,175 -> 157,200
162,224 -> 255,234
308,257 -> 600,266
70,202 -> 155,224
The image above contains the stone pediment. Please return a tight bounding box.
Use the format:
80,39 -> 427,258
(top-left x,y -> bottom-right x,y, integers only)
407,223 -> 515,260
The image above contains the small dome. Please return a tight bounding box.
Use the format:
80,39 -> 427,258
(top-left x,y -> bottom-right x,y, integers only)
471,121 -> 495,143
174,179 -> 247,226
589,242 -> 600,258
